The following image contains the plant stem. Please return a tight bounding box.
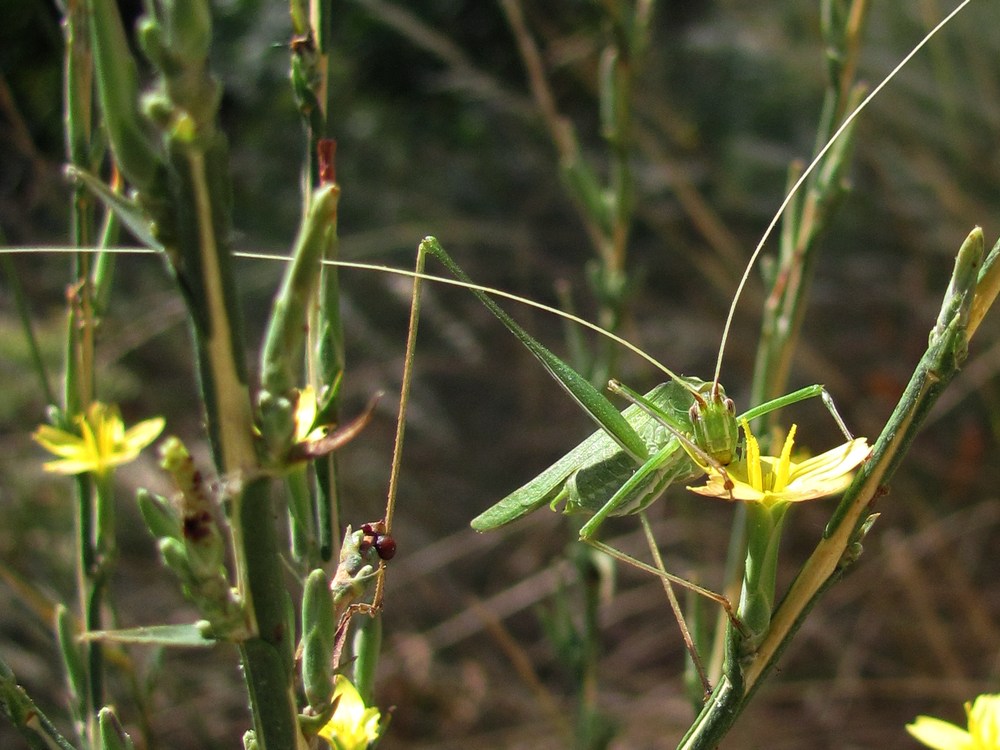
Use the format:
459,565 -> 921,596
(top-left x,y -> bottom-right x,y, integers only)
679,227 -> 994,749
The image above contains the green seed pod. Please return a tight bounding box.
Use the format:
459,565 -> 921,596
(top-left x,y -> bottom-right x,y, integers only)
351,615 -> 382,706
301,569 -> 336,710
260,183 -> 340,397
256,391 -> 296,464
136,488 -> 183,542
88,0 -> 162,191
259,183 -> 340,461
98,707 -> 136,750
159,537 -> 193,583
135,15 -> 168,71
162,0 -> 212,63
559,159 -> 613,237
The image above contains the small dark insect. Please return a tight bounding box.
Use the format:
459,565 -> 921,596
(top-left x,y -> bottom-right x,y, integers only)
359,520 -> 396,561
374,534 -> 396,561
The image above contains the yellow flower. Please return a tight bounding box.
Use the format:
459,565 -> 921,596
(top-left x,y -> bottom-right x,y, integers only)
688,420 -> 869,506
33,402 -> 165,478
317,676 -> 383,750
907,694 -> 1000,750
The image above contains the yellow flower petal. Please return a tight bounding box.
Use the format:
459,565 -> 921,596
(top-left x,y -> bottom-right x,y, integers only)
688,474 -> 764,502
317,676 -> 382,750
907,694 -> 1000,750
785,438 -> 871,488
33,404 -> 164,478
906,715 -> 975,750
969,694 -> 1000,749
687,422 -> 868,506
33,425 -> 87,457
294,386 -> 319,443
122,418 -> 167,458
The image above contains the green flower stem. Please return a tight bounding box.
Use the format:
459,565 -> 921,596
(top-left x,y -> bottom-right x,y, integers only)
77,470 -> 117,744
94,471 -> 116,568
737,501 -> 789,651
679,227 -> 996,750
68,469 -> 102,748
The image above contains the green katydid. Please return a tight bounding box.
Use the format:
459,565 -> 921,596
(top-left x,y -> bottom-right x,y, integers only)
400,3 -> 978,556
402,3 -> 977,555
420,237 -> 851,546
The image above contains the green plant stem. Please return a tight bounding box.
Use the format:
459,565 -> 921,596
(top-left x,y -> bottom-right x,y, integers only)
0,656 -> 79,750
500,0 -> 654,384
64,13 -> 103,739
678,227 -> 995,749
73,472 -> 101,747
749,0 -> 869,433
181,149 -> 301,747
290,0 -> 344,562
238,478 -> 300,750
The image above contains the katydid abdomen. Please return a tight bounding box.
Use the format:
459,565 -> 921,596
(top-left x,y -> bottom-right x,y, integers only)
470,378 -> 727,532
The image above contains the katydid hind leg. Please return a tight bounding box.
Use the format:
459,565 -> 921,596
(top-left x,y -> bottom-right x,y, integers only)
582,536 -> 744,635
419,238 -> 650,464
639,513 -> 713,696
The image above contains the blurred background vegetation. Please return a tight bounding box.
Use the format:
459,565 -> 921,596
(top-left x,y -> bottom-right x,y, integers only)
1,0 -> 999,747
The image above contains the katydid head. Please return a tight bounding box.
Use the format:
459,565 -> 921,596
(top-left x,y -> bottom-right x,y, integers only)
688,381 -> 738,466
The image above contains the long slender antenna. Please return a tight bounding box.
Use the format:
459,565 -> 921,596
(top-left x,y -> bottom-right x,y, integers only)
712,0 -> 974,387
4,245 -> 694,391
